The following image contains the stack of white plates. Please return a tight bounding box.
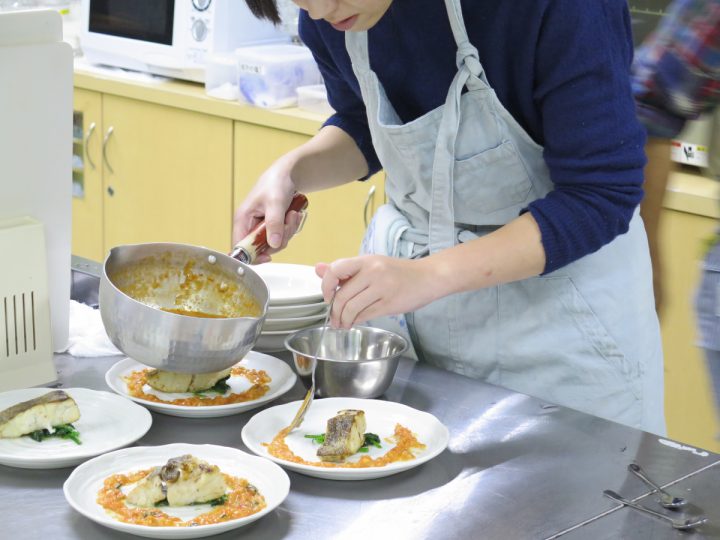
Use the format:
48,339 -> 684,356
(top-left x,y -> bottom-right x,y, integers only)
252,263 -> 327,352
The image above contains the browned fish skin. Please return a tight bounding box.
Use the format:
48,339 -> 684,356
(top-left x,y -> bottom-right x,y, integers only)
0,390 -> 71,424
317,409 -> 366,462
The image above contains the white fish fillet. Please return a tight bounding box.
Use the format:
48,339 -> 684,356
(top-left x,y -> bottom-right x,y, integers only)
0,390 -> 80,438
126,455 -> 227,508
126,467 -> 165,507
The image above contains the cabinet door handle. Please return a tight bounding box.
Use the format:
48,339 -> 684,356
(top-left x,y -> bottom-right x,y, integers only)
364,185 -> 376,228
102,126 -> 115,174
85,122 -> 97,170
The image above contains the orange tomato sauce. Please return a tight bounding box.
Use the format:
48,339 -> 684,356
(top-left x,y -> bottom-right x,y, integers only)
124,366 -> 271,406
264,424 -> 426,468
97,469 -> 266,527
160,308 -> 228,318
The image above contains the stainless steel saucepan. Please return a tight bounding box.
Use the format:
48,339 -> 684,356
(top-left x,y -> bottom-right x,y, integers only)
99,242 -> 269,374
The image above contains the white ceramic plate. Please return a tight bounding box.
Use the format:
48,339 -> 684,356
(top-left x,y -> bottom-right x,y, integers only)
105,352 -> 296,418
253,263 -> 323,305
63,443 -> 290,539
0,387 -> 152,469
262,311 -> 326,331
241,397 -> 449,480
268,300 -> 327,318
253,328 -> 300,353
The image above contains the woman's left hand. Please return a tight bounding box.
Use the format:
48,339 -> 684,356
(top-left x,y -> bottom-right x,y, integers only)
316,255 -> 440,328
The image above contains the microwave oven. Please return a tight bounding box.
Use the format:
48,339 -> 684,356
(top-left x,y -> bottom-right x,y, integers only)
80,0 -> 288,82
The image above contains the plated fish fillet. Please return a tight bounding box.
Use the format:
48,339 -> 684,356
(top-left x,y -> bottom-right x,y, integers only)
0,390 -> 80,439
145,368 -> 231,393
126,455 -> 227,507
126,467 -> 164,507
317,409 -> 366,462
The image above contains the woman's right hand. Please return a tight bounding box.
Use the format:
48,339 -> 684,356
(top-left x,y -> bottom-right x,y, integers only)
232,126 -> 371,263
232,159 -> 305,264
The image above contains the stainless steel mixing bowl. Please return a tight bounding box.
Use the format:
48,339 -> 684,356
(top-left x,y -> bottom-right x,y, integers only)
284,326 -> 408,398
99,243 -> 269,373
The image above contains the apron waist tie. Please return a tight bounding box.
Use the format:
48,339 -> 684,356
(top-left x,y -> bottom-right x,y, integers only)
396,227 -> 481,259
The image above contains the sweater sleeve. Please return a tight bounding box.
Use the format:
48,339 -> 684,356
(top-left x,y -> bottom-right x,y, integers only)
527,0 -> 647,274
298,12 -> 382,176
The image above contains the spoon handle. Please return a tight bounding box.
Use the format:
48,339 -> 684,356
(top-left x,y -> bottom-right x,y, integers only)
603,490 -> 678,525
628,463 -> 669,495
287,291 -> 336,432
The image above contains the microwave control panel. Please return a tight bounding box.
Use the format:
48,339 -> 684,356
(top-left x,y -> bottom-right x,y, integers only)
193,0 -> 212,11
191,19 -> 209,42
190,0 -> 213,45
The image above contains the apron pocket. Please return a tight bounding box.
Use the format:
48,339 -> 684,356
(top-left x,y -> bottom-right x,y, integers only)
498,276 -> 642,426
453,140 -> 532,222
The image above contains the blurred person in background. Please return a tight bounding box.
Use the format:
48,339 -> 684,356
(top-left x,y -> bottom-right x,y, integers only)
633,0 -> 720,416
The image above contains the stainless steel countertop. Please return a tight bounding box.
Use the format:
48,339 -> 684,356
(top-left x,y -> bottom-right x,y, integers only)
1,352 -> 718,540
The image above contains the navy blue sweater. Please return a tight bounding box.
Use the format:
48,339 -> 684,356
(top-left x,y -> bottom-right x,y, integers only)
299,0 -> 647,273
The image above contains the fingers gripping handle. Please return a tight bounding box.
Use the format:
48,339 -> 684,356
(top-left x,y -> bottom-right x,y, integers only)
231,193 -> 309,264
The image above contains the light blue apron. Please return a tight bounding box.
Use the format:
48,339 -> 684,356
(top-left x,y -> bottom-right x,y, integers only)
348,0 -> 665,434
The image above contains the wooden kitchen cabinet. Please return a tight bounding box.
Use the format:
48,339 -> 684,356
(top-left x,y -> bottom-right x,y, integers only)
660,208 -> 720,453
233,122 -> 385,265
71,88 -> 104,261
71,88 -> 233,260
101,95 -> 233,253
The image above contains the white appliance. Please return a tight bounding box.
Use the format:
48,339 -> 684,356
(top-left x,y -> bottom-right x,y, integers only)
79,0 -> 288,82
0,9 -> 73,389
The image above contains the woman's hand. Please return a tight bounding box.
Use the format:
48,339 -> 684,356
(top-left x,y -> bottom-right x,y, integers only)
316,213 -> 546,328
232,160 -> 305,264
316,255 -> 440,328
232,126 -> 371,263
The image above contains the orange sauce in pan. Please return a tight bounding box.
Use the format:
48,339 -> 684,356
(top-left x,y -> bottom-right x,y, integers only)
124,365 -> 271,406
97,469 -> 266,527
114,258 -> 262,319
264,424 -> 426,468
160,308 -> 228,318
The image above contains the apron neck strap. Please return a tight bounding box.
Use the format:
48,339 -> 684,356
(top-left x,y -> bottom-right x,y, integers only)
444,0 -> 483,79
346,0 -> 488,86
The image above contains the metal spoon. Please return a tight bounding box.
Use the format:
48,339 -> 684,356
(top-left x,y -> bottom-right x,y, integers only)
628,463 -> 687,509
287,291 -> 336,431
603,490 -> 707,531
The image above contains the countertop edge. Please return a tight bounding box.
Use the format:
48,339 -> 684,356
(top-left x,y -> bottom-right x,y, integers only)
73,69 -> 326,137
666,170 -> 720,219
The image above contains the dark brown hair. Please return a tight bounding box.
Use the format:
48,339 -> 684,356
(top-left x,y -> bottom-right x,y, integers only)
245,0 -> 282,24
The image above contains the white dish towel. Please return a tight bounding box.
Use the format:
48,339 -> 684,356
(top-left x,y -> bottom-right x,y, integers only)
63,300 -> 121,357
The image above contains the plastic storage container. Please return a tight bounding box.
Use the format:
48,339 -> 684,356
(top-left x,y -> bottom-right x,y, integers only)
235,44 -> 321,109
296,84 -> 334,115
205,53 -> 239,101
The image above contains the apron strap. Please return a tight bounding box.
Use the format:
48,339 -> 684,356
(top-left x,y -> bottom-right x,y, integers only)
444,0 -> 489,90
428,66 -> 471,254
346,2 -> 489,90
345,30 -> 370,73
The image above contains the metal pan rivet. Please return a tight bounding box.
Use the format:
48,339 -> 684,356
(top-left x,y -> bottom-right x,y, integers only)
207,255 -> 216,264
237,266 -> 245,276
